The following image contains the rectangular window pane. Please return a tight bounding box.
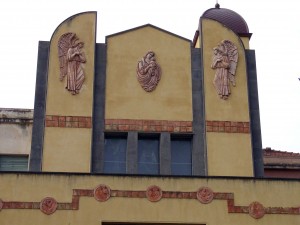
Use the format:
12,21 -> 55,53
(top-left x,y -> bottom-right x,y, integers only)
104,136 -> 127,174
171,138 -> 192,175
138,137 -> 159,175
0,155 -> 28,171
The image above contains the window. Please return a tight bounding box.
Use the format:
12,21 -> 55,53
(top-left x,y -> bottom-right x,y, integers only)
102,132 -> 193,176
104,135 -> 127,174
0,155 -> 28,171
171,137 -> 192,175
138,135 -> 160,175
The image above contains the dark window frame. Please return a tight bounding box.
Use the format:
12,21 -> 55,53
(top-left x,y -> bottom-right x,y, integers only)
137,133 -> 160,175
103,132 -> 128,174
170,134 -> 193,176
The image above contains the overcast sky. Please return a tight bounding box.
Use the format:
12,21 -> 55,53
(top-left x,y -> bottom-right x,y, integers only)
0,0 -> 299,153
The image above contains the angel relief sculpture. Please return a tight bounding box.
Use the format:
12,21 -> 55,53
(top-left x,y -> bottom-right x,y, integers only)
58,33 -> 86,95
136,51 -> 161,92
211,40 -> 238,100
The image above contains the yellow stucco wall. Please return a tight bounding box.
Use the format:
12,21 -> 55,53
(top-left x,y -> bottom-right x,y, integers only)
43,12 -> 96,172
201,19 -> 253,176
0,173 -> 300,225
46,12 -> 96,116
105,26 -> 193,121
195,36 -> 200,48
241,37 -> 250,49
207,133 -> 253,176
42,128 -> 91,172
201,19 -> 249,121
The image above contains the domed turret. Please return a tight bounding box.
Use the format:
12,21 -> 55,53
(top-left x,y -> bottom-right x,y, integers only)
202,4 -> 251,37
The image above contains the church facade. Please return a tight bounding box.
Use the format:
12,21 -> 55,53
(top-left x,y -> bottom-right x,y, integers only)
0,5 -> 300,225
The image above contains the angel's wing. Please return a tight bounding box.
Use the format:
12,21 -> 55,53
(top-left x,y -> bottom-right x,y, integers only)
222,40 -> 238,76
57,32 -> 76,80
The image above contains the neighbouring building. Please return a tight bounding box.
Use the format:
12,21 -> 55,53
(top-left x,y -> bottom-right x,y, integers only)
0,108 -> 33,171
263,147 -> 300,178
0,4 -> 300,225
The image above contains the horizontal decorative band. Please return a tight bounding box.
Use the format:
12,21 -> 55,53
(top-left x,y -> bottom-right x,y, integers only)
45,115 -> 92,128
105,119 -> 193,133
206,120 -> 250,133
0,184 -> 299,219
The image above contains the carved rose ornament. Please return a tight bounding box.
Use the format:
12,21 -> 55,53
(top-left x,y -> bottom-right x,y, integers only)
94,184 -> 111,202
146,185 -> 163,202
40,197 -> 57,215
197,187 -> 214,204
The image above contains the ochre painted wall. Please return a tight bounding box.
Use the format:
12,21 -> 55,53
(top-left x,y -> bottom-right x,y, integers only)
0,173 -> 300,225
46,12 -> 96,116
201,19 -> 253,176
43,12 -> 96,172
207,133 -> 253,176
241,37 -> 250,49
195,36 -> 200,48
201,19 -> 249,121
42,128 -> 91,172
105,26 -> 193,121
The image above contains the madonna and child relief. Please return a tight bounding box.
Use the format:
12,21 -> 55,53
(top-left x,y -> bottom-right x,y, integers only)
211,40 -> 238,100
136,51 -> 161,92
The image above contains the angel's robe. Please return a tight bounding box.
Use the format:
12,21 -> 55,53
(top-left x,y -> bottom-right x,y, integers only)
211,52 -> 230,99
66,46 -> 86,94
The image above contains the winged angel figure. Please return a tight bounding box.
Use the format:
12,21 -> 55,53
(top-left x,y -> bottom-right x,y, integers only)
58,33 -> 86,95
211,40 -> 238,100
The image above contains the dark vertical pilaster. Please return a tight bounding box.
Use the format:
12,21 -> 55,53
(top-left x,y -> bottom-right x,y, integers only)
91,43 -> 107,173
160,132 -> 171,175
29,41 -> 49,172
127,131 -> 138,174
246,50 -> 264,177
191,47 -> 207,176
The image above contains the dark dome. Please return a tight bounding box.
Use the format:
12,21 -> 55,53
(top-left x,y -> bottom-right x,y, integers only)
202,5 -> 249,35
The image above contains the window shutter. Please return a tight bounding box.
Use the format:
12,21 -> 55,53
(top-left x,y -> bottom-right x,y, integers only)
0,155 -> 28,171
